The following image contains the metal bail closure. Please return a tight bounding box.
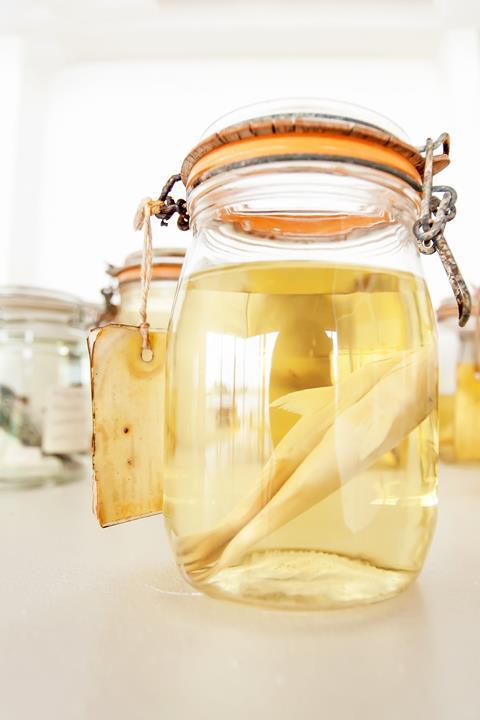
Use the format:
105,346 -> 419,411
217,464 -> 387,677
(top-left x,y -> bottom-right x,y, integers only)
153,174 -> 190,231
413,134 -> 471,327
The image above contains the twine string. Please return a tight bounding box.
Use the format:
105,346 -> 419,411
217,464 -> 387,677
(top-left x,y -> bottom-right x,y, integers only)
133,198 -> 164,362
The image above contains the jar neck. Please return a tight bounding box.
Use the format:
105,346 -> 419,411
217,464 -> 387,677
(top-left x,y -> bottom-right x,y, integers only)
187,160 -> 423,275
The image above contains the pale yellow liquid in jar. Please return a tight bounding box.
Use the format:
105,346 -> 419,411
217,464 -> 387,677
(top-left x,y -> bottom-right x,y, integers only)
455,364 -> 480,460
440,364 -> 480,462
164,262 -> 438,609
439,394 -> 455,462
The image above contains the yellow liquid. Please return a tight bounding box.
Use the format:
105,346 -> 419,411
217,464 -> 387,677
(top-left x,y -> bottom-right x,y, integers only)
440,363 -> 480,462
165,262 -> 438,609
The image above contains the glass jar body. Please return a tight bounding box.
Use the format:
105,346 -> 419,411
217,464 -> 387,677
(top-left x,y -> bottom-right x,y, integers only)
0,316 -> 91,487
115,279 -> 177,329
439,319 -> 480,463
164,161 -> 438,609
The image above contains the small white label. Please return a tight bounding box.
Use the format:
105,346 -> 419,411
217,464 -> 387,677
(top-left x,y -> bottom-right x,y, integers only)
42,386 -> 91,455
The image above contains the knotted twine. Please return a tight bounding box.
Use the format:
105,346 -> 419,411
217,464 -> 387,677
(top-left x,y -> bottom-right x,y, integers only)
133,198 -> 165,362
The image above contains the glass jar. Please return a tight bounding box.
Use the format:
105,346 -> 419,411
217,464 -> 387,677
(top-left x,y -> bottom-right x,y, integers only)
0,287 -> 97,488
106,248 -> 185,327
163,101 -> 439,610
437,290 -> 480,463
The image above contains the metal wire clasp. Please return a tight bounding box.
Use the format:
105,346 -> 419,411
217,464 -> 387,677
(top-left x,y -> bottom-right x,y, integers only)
153,174 -> 190,231
413,135 -> 471,327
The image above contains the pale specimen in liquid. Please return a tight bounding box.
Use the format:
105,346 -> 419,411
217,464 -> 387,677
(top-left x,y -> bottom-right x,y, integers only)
165,261 -> 438,608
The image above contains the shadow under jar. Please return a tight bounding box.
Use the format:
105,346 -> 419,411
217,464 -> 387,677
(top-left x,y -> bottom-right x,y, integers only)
164,102 -> 439,610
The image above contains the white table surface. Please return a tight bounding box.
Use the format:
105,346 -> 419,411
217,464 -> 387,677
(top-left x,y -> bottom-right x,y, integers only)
1,463 -> 479,720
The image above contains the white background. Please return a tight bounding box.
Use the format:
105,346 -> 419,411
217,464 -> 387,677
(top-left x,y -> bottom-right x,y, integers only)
1,0 -> 479,306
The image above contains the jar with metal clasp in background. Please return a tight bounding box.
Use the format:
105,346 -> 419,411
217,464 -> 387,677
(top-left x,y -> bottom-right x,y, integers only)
102,247 -> 186,328
437,289 -> 480,463
0,287 -> 98,488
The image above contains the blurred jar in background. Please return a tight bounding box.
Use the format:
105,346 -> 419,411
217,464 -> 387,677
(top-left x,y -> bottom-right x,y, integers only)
0,287 -> 98,487
105,248 -> 185,328
438,289 -> 480,463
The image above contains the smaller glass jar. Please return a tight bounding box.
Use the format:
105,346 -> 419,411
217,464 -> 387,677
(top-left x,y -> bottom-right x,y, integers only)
0,287 -> 98,487
105,248 -> 185,327
437,289 -> 480,463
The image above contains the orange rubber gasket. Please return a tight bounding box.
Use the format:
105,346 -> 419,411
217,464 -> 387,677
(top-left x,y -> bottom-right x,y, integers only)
217,211 -> 392,238
185,134 -> 422,188
115,264 -> 183,285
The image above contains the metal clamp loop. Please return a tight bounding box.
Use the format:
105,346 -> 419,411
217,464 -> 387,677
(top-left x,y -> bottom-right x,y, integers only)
413,185 -> 457,250
154,174 -> 190,231
414,135 -> 471,327
416,132 -> 450,156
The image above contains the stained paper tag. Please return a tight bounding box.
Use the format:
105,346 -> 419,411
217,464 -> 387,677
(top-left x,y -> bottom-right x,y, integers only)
88,324 -> 166,527
42,386 -> 91,455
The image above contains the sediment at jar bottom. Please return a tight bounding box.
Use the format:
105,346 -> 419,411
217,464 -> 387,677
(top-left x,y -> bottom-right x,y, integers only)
187,550 -> 419,610
164,261 -> 438,609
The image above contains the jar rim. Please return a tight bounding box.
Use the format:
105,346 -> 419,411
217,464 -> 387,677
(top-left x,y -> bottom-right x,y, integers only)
0,285 -> 98,327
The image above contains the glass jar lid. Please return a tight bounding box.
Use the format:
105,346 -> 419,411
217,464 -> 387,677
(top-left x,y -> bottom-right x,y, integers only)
201,99 -> 409,140
0,286 -> 98,328
107,247 -> 186,286
181,99 -> 450,193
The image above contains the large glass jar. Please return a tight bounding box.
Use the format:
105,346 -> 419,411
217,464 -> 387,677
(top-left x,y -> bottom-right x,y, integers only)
438,290 -> 480,463
106,248 -> 185,328
164,102 -> 439,610
0,287 -> 96,487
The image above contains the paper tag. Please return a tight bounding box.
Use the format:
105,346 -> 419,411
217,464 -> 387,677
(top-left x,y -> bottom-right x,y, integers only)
89,324 -> 166,527
42,386 -> 91,455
